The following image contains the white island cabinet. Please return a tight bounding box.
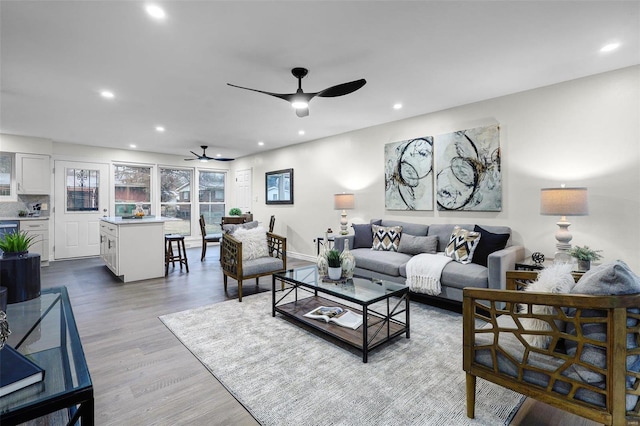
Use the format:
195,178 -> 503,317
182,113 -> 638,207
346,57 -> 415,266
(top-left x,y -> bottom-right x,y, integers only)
99,217 -> 169,282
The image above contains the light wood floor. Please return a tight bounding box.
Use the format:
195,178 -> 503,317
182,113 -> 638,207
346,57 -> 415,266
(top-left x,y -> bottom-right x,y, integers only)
37,246 -> 597,425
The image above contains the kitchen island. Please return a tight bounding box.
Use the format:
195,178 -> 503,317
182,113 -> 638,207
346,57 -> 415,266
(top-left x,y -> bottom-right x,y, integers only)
100,216 -> 171,282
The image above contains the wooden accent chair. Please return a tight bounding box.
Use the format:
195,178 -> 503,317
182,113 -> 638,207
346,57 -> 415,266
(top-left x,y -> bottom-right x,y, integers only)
268,215 -> 275,233
221,231 -> 286,302
199,215 -> 222,261
463,270 -> 640,426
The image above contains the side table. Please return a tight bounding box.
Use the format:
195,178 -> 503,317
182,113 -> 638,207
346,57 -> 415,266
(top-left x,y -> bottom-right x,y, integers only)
313,235 -> 335,255
515,258 -> 587,277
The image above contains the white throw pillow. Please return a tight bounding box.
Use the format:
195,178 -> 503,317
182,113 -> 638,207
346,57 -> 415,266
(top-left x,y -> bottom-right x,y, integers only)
233,226 -> 268,261
519,263 -> 575,349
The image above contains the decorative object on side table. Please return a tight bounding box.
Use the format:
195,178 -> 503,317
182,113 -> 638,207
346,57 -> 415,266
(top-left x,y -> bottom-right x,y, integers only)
568,245 -> 603,271
531,252 -> 545,265
326,249 -> 342,280
340,239 -> 356,279
228,207 -> 242,216
18,210 -> 28,218
540,186 -> 589,263
334,193 -> 355,235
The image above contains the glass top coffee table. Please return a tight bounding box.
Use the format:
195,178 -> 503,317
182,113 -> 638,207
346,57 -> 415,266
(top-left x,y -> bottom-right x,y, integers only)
0,287 -> 93,425
272,265 -> 410,363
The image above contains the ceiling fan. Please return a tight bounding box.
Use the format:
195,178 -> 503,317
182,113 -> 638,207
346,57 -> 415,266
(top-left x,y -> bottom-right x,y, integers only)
184,146 -> 234,162
227,67 -> 366,117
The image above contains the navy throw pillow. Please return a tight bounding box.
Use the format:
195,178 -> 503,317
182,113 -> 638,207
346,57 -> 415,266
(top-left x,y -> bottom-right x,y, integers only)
472,225 -> 510,267
351,220 -> 382,249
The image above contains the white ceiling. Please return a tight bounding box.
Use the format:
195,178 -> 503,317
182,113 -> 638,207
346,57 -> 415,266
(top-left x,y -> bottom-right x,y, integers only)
1,1 -> 638,160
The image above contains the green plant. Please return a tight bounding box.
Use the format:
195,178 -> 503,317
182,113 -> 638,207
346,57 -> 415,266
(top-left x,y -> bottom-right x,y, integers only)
326,249 -> 341,268
568,245 -> 603,261
228,207 -> 242,216
0,230 -> 36,254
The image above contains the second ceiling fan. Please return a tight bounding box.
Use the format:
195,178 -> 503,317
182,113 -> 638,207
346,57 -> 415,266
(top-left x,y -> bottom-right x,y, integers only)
227,67 -> 366,117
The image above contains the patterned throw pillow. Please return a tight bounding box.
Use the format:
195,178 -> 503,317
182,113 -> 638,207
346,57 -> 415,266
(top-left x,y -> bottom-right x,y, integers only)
371,225 -> 402,252
445,226 -> 481,264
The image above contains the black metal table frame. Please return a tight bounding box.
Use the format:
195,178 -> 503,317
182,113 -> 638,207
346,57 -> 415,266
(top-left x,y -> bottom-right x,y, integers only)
272,270 -> 410,363
0,287 -> 94,426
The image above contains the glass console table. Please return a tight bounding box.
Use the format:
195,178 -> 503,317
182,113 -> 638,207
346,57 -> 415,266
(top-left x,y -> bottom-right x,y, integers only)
0,287 -> 93,425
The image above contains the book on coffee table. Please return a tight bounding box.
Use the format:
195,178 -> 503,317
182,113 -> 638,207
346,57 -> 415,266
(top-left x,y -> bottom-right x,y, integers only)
303,306 -> 363,330
0,345 -> 45,397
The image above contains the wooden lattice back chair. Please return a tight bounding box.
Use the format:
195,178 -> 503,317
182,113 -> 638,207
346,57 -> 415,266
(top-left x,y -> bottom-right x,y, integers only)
463,270 -> 640,426
221,231 -> 286,302
268,215 -> 275,233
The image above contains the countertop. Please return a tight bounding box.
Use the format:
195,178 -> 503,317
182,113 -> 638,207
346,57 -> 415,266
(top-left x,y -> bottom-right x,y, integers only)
1,216 -> 49,221
100,216 -> 173,225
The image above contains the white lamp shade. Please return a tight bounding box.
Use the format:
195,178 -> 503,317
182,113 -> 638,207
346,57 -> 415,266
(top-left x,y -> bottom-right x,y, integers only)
334,193 -> 355,210
540,187 -> 588,216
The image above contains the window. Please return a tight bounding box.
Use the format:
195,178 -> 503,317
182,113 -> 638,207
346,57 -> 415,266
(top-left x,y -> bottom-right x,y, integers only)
199,170 -> 225,232
0,153 -> 15,200
160,167 -> 192,235
114,164 -> 152,217
66,168 -> 100,211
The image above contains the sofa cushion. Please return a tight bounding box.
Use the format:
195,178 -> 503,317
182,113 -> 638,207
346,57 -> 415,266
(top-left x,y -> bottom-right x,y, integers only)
398,235 -> 438,255
472,225 -> 510,267
437,261 -> 488,289
378,220 -> 428,236
445,226 -> 481,264
372,225 -> 402,252
241,256 -> 284,277
427,224 -> 474,252
352,220 -> 381,249
351,248 -> 411,277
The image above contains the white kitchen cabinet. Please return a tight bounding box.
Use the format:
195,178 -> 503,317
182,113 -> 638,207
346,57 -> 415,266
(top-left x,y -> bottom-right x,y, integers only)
99,218 -> 166,282
16,153 -> 51,194
20,219 -> 50,266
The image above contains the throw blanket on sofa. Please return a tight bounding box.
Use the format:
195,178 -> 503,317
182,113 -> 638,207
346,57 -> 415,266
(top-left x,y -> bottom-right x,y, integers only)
406,253 -> 453,295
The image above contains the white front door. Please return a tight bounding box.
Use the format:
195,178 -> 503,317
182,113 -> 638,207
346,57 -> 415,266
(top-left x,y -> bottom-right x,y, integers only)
235,168 -> 252,213
54,160 -> 109,259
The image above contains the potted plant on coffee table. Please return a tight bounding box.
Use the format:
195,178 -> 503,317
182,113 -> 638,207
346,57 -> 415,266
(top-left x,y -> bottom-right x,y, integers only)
0,230 -> 41,303
326,249 -> 342,280
568,245 -> 603,271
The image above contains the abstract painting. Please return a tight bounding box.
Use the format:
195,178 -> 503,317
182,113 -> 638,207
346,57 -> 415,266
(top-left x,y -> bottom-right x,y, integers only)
435,124 -> 501,211
384,137 -> 434,210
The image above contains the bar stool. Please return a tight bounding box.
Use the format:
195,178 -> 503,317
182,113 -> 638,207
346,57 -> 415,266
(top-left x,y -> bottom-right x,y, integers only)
165,234 -> 189,276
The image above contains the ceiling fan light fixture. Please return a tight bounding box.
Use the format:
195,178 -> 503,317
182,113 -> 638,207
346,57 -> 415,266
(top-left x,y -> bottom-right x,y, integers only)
199,158 -> 209,163
291,99 -> 308,110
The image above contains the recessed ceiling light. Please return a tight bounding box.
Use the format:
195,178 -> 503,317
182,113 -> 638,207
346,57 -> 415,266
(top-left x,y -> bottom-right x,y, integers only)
155,126 -> 165,132
145,4 -> 166,20
129,144 -> 137,148
600,42 -> 620,52
393,103 -> 403,110
258,141 -> 264,146
100,90 -> 115,99
298,130 -> 305,135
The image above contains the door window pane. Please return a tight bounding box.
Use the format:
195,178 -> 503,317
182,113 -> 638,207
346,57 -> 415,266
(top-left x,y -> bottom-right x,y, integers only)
66,168 -> 100,211
199,171 -> 225,232
160,168 -> 192,235
114,165 -> 151,216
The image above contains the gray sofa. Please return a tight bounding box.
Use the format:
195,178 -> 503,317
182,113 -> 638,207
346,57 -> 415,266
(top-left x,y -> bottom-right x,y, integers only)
333,219 -> 524,303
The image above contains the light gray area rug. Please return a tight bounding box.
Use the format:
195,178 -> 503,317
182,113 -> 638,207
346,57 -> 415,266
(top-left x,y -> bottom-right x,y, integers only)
160,292 -> 523,425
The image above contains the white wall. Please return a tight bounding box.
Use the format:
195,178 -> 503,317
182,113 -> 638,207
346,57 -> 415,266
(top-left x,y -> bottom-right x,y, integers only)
232,66 -> 640,271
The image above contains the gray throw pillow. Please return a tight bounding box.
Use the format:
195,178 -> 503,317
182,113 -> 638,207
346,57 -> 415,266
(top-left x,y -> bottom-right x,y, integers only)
398,235 -> 438,255
564,260 -> 640,404
223,220 -> 259,234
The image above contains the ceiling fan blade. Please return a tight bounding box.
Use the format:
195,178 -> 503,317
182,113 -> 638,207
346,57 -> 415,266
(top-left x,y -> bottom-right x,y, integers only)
227,83 -> 293,102
317,79 -> 367,98
214,157 -> 235,162
184,158 -> 197,161
296,107 -> 309,118
189,150 -> 201,157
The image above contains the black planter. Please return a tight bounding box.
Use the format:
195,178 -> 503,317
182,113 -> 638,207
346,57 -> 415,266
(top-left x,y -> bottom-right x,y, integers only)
0,253 -> 41,303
